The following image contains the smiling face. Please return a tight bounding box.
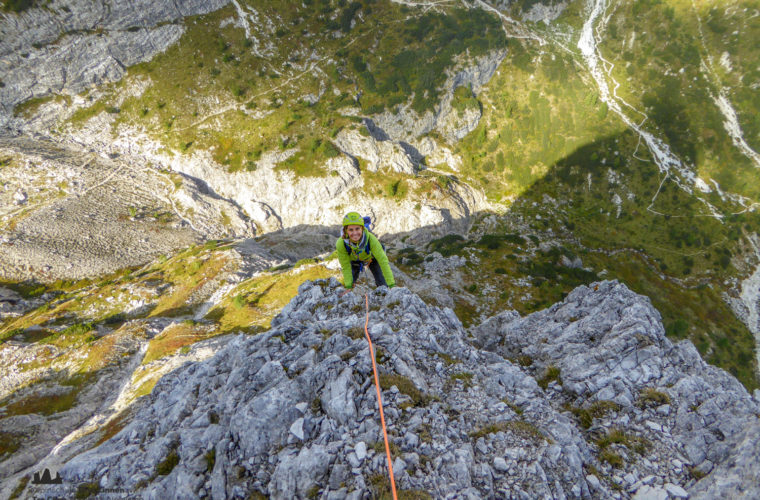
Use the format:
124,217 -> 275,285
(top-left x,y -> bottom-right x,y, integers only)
346,224 -> 363,243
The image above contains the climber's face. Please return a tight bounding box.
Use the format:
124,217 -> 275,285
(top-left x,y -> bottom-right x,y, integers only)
346,225 -> 363,243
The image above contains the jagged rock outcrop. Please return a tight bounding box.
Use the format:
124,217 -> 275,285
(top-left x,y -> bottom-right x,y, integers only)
372,49 -> 507,143
0,0 -> 231,129
521,1 -> 569,24
438,105 -> 482,145
333,128 -> 417,175
48,280 -> 759,499
473,280 -> 760,499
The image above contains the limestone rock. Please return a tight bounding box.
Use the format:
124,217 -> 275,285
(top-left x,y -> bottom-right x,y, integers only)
0,0 -> 231,129
52,280 -> 759,498
371,49 -> 507,143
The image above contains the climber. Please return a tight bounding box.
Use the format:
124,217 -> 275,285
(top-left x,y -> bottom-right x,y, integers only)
337,212 -> 395,294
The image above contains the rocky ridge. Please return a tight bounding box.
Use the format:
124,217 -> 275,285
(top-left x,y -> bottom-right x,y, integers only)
22,279 -> 756,500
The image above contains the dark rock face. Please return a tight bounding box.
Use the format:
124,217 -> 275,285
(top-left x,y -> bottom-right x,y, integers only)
56,280 -> 758,499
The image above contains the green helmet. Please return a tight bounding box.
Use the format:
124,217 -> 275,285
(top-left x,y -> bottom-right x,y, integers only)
342,212 -> 364,226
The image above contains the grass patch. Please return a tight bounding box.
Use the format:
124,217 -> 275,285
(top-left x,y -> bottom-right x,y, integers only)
1,386 -> 80,417
537,365 -> 561,390
79,330 -> 129,373
427,234 -> 468,257
594,427 -> 651,467
452,85 -> 480,116
449,371 -> 474,388
687,465 -> 708,480
470,419 -> 547,442
636,388 -> 671,409
0,431 -> 24,459
156,447 -> 180,475
205,266 -> 338,332
565,400 -> 621,429
1,0 -> 36,12
12,94 -> 54,117
368,472 -> 432,500
64,1 -> 503,176
149,251 -> 231,317
371,440 -> 401,457
9,475 -> 29,500
378,373 -> 432,407
142,322 -> 217,365
599,449 -> 624,468
436,352 -> 459,365
204,448 -> 216,472
503,398 -> 524,415
95,411 -> 132,446
75,482 -> 100,499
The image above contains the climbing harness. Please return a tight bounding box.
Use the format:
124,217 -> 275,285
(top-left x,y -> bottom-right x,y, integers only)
364,293 -> 398,500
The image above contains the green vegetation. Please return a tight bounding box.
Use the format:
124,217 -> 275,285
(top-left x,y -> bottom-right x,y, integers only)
205,448 -> 216,472
371,440 -> 401,457
205,266 -> 338,333
368,472 -> 432,500
470,419 -> 547,442
594,428 -> 651,468
1,0 -> 35,13
95,411 -> 132,446
426,234 -> 467,256
378,373 -> 432,407
452,85 -> 480,116
9,475 -> 29,500
597,0 -> 760,200
636,388 -> 671,409
142,322 -> 218,364
12,94 -> 55,117
436,352 -> 459,366
0,431 -> 24,460
156,447 -> 180,475
449,371 -> 474,388
0,382 -> 82,417
75,482 -> 100,499
688,465 -> 708,480
64,1 -> 503,176
149,251 -> 231,317
599,449 -> 624,468
0,267 -> 145,340
307,485 -> 321,500
353,7 -> 504,114
565,400 -> 621,429
452,39 -> 625,201
537,365 -> 561,390
498,128 -> 760,390
503,398 -> 524,416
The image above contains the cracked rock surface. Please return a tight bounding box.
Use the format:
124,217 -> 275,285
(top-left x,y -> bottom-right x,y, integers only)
44,279 -> 759,499
0,0 -> 230,128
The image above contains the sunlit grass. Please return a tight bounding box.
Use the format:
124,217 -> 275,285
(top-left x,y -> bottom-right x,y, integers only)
205,264 -> 339,332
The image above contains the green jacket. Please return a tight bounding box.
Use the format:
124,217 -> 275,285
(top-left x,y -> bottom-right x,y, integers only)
336,231 -> 395,289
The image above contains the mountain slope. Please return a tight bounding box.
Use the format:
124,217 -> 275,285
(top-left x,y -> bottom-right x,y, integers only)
13,279 -> 757,499
1,1 -> 760,496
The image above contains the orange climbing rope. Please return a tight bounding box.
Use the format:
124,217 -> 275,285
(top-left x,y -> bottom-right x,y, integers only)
364,293 -> 398,500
